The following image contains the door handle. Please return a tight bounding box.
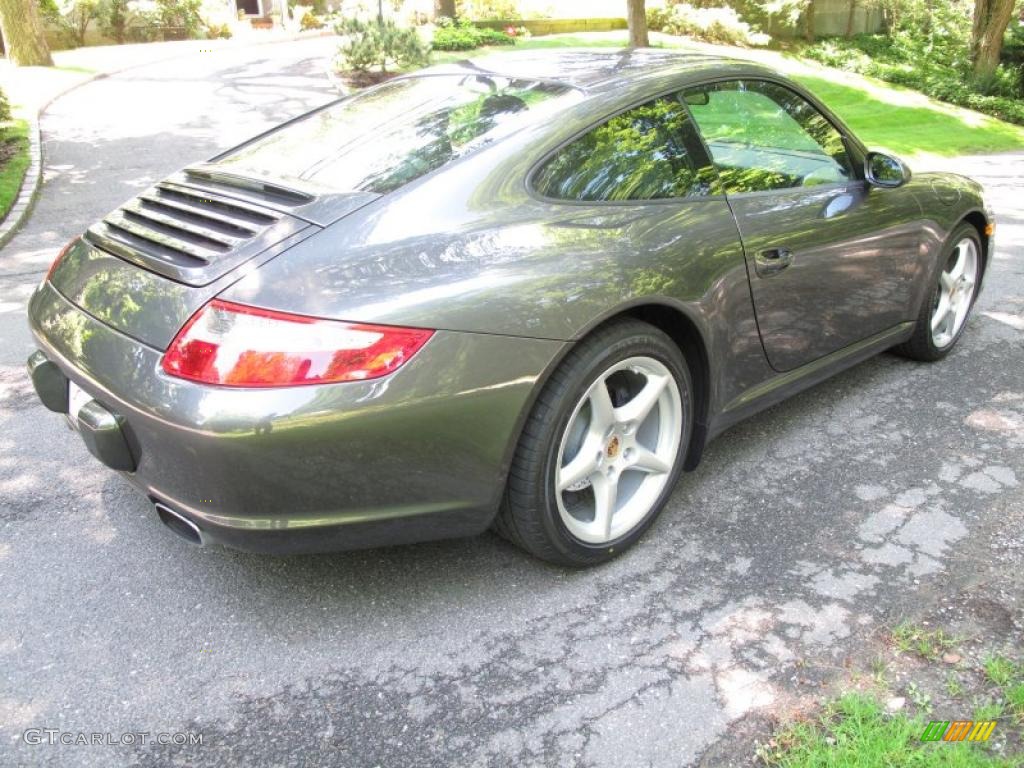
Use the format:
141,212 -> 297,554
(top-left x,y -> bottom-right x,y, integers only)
754,247 -> 793,277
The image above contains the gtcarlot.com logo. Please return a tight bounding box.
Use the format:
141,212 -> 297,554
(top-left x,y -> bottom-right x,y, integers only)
921,720 -> 997,742
23,729 -> 203,746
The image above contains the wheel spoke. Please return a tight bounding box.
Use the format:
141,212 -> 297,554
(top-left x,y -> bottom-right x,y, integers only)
931,293 -> 952,333
558,448 -> 599,492
952,292 -> 972,332
591,473 -> 619,540
588,381 -> 615,434
614,374 -> 667,425
629,444 -> 671,475
948,245 -> 967,281
939,271 -> 955,293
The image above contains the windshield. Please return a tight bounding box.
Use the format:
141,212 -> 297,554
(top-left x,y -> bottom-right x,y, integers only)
215,75 -> 579,195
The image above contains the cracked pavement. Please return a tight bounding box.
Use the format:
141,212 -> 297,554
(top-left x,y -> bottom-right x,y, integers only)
1,39 -> 1022,767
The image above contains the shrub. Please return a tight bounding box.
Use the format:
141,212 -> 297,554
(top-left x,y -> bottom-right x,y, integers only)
432,26 -> 477,50
646,6 -> 671,32
475,25 -> 515,45
204,21 -> 232,39
659,4 -> 770,47
335,17 -> 429,73
156,0 -> 203,38
124,11 -> 163,43
0,88 -> 11,123
431,18 -> 514,51
295,5 -> 325,30
99,0 -> 130,43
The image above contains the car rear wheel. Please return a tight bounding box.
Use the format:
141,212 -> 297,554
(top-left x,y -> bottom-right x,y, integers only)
496,320 -> 692,566
896,223 -> 983,362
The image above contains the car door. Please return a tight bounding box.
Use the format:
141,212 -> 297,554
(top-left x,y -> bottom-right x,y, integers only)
683,78 -> 924,372
525,91 -> 766,410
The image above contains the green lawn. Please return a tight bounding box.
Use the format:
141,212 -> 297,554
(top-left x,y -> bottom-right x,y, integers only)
427,32 -> 1024,160
792,74 -> 1024,158
0,119 -> 31,220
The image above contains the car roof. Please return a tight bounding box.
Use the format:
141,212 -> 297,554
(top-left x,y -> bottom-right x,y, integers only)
421,48 -> 770,93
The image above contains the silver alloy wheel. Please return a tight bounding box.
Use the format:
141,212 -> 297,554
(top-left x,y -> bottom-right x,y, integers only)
555,356 -> 683,545
931,237 -> 979,349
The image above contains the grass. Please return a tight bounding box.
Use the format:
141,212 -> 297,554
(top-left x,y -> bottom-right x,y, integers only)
947,672 -> 966,698
426,31 -> 1024,159
758,694 -> 1016,767
791,74 -> 1024,158
870,656 -> 889,687
55,64 -> 98,75
979,655 -> 1024,724
974,700 -> 1006,722
1008,684 -> 1024,723
891,622 -> 959,661
758,618 -> 1023,766
0,119 -> 31,221
983,655 -> 1017,688
428,32 -> 626,64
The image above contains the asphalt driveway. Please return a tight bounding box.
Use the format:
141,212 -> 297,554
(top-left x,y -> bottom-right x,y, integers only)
1,39 -> 1022,767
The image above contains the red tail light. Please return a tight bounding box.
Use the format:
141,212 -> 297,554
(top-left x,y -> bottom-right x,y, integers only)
46,239 -> 77,283
161,300 -> 433,387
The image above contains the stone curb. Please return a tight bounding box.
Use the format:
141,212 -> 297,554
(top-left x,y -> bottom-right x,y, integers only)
0,30 -> 334,250
0,114 -> 42,250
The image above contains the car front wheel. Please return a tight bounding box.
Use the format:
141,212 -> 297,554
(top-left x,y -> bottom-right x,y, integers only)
496,320 -> 692,566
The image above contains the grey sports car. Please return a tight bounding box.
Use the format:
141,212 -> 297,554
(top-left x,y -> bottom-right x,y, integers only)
27,50 -> 992,566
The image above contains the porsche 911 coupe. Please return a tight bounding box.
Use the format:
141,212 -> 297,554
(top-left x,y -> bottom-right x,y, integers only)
27,50 -> 992,565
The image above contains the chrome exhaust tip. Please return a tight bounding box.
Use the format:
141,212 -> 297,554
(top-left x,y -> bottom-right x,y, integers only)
154,502 -> 203,546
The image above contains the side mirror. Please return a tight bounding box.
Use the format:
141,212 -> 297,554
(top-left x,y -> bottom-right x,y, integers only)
865,151 -> 911,188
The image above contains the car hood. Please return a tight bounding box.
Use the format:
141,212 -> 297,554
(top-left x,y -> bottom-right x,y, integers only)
48,168 -> 379,350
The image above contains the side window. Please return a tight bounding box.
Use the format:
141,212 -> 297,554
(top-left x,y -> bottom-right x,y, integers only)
532,96 -> 718,202
684,80 -> 853,194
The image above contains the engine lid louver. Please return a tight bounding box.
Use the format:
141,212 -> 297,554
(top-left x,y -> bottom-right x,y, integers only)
84,181 -> 312,286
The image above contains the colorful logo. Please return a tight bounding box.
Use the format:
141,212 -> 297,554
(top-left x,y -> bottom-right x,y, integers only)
921,720 -> 997,742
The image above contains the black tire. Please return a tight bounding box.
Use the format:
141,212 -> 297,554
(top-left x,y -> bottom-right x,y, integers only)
895,222 -> 984,362
495,319 -> 693,567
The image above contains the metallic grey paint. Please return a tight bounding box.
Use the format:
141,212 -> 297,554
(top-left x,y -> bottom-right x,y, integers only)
26,51 -> 990,554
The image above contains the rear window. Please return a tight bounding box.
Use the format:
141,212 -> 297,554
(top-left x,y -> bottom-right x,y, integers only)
215,75 -> 579,195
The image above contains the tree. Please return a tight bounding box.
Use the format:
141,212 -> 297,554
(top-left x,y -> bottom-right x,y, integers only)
67,0 -> 100,46
627,0 -> 648,47
434,0 -> 455,20
336,16 -> 429,74
845,0 -> 858,37
970,0 -> 1016,79
0,0 -> 54,65
803,0 -> 816,41
100,0 -> 131,44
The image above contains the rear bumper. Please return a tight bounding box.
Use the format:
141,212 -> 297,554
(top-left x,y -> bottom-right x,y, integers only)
27,281 -> 565,554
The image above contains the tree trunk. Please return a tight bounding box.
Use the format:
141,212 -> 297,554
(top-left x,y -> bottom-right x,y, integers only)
627,0 -> 648,47
433,0 -> 455,20
971,0 -> 1016,80
845,0 -> 857,38
803,0 -> 816,42
0,0 -> 53,66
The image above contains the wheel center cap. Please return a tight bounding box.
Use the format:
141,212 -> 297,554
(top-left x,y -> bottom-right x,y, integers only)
606,436 -> 621,459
